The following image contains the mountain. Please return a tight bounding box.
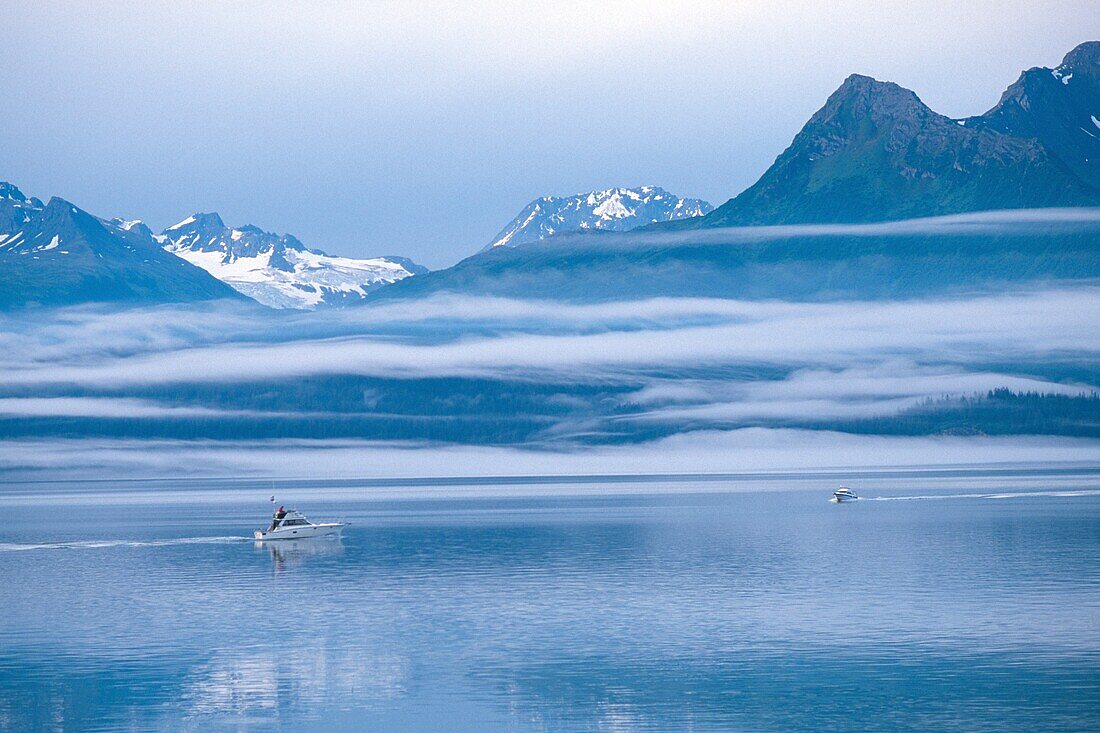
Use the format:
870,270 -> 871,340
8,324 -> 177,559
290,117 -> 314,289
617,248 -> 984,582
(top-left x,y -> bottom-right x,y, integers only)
374,208 -> 1100,303
0,184 -> 244,309
685,43 -> 1100,228
159,214 -> 427,309
969,41 -> 1100,191
483,186 -> 711,251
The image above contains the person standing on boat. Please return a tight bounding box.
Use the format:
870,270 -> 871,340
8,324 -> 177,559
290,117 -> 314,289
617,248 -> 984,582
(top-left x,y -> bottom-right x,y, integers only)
269,505 -> 287,531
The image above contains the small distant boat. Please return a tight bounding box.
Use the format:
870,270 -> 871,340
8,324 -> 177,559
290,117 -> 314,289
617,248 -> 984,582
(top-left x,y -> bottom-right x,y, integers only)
832,486 -> 858,503
254,504 -> 346,541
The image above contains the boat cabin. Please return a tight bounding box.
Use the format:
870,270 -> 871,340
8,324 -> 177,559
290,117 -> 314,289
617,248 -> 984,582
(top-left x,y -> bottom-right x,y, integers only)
271,509 -> 311,530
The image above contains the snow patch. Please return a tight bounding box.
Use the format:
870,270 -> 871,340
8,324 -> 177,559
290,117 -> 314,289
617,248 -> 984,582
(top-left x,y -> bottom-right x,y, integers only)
1,232 -> 25,249
593,194 -> 633,220
165,215 -> 197,231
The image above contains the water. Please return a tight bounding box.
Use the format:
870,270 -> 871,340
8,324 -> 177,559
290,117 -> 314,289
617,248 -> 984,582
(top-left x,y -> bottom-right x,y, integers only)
2,472 -> 1099,731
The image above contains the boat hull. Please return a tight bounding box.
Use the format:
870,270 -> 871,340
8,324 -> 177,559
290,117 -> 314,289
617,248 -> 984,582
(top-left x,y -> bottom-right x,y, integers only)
253,523 -> 345,541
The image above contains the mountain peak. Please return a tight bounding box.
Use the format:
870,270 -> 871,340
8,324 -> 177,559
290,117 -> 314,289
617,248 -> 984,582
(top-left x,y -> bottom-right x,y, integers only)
43,196 -> 93,223
973,40 -> 1100,190
165,212 -> 225,232
834,73 -> 911,97
109,218 -> 155,239
482,185 -> 712,251
817,74 -> 932,125
837,73 -> 881,90
1059,40 -> 1100,73
0,182 -> 26,202
39,197 -> 143,245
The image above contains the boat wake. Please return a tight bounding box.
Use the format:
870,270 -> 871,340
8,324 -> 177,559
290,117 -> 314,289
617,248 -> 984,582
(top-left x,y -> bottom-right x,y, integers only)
0,536 -> 248,553
867,489 -> 1100,502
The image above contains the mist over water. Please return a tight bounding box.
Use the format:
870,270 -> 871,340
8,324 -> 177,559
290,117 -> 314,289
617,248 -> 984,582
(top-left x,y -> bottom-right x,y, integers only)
0,285 -> 1097,479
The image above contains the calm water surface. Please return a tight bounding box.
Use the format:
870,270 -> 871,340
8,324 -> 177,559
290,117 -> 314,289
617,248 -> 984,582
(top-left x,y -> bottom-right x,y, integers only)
1,472 -> 1099,731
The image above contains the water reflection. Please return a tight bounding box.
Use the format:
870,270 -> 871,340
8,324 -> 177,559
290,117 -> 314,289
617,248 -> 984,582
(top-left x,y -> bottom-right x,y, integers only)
182,648 -> 408,718
256,536 -> 345,573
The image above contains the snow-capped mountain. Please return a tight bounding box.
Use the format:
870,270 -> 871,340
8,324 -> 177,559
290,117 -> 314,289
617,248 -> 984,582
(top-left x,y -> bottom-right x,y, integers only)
159,213 -> 427,309
0,183 -> 243,308
0,181 -> 44,232
482,186 -> 712,251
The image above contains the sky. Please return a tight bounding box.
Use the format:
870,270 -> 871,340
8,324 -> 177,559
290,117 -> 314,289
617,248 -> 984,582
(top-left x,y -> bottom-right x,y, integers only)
4,2 -> 1099,268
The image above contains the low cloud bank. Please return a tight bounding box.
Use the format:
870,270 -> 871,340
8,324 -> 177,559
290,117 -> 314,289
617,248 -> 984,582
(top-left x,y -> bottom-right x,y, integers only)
1,287 -> 1096,449
624,364 -> 1096,424
0,430 -> 1096,486
3,289 -> 1097,388
629,207 -> 1100,248
0,398 -> 312,419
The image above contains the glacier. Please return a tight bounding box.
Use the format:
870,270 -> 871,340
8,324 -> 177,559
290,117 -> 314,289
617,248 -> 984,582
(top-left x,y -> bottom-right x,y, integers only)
157,213 -> 426,309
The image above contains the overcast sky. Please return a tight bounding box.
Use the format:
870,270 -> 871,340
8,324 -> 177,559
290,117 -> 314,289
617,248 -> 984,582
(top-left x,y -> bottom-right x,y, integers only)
4,1 -> 1098,267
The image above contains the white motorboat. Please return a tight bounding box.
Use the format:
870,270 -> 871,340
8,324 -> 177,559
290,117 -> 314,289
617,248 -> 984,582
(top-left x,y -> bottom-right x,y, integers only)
254,506 -> 346,541
832,486 -> 858,503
